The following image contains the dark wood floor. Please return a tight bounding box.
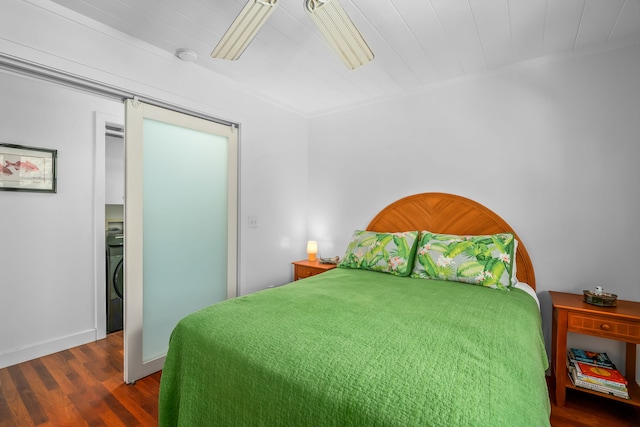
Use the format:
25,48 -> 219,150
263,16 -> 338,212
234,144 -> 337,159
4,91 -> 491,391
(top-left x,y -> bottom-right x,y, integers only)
0,332 -> 160,426
1,332 -> 639,426
547,377 -> 640,427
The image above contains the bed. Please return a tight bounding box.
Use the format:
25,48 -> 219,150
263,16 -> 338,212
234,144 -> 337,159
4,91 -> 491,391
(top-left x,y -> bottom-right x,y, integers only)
159,193 -> 550,426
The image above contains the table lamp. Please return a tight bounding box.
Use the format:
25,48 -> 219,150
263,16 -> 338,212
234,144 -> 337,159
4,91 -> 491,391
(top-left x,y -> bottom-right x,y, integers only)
307,241 -> 318,261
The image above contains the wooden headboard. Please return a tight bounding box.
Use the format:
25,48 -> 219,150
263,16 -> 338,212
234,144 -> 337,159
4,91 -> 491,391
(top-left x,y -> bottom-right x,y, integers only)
366,193 -> 536,289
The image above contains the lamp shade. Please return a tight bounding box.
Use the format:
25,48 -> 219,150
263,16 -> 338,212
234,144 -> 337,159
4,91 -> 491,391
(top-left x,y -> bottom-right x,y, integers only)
307,241 -> 318,261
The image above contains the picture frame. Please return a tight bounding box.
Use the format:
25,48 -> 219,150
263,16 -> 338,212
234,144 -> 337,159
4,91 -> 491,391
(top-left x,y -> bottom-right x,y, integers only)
0,143 -> 57,193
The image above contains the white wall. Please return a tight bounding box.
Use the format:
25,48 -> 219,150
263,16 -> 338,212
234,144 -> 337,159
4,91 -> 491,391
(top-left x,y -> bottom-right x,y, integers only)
0,0 -> 308,367
308,43 -> 640,375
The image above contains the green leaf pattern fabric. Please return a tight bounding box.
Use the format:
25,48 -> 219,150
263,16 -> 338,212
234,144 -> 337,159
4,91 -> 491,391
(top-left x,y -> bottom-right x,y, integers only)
411,230 -> 517,290
338,230 -> 418,276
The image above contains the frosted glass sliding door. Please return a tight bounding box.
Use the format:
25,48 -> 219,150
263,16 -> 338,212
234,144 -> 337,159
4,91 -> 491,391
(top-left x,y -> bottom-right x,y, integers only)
124,100 -> 237,383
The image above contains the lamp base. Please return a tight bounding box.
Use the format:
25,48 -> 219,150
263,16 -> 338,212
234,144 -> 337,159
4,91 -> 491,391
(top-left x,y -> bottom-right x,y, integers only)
307,253 -> 317,261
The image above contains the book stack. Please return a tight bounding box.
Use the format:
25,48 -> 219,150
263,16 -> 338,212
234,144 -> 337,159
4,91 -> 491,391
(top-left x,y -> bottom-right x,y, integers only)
566,348 -> 629,399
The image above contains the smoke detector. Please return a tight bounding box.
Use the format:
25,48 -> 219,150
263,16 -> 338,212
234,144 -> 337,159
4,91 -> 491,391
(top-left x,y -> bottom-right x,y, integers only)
176,48 -> 198,62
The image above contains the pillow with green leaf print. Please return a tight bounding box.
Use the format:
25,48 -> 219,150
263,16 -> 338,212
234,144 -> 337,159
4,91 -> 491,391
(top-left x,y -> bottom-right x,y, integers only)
338,230 -> 419,276
410,230 -> 517,290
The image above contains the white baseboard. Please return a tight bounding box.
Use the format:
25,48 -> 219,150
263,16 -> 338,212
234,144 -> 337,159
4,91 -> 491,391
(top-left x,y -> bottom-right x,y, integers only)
0,329 -> 97,369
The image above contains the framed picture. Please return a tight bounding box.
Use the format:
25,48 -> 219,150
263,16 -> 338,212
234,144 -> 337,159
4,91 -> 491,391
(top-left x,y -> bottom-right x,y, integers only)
0,143 -> 57,193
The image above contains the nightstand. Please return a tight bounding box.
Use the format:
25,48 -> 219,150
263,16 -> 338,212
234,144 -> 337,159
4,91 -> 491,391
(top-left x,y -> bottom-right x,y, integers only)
550,291 -> 640,408
292,259 -> 337,281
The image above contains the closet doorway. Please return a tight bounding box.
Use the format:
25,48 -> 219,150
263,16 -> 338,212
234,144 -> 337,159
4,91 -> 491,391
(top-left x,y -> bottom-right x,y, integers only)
105,123 -> 125,334
95,112 -> 126,341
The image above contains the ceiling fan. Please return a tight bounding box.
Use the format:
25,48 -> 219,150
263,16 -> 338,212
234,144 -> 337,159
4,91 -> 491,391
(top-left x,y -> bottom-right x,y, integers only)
211,0 -> 374,70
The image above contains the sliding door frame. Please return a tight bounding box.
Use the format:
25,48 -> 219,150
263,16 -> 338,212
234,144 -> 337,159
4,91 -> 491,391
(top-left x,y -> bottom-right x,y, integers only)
124,99 -> 238,383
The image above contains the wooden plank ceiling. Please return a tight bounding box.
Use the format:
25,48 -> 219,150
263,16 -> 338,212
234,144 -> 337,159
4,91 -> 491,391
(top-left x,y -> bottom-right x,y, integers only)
49,0 -> 640,116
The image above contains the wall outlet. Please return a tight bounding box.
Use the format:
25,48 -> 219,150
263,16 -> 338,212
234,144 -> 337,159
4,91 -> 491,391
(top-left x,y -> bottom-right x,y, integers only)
248,215 -> 258,228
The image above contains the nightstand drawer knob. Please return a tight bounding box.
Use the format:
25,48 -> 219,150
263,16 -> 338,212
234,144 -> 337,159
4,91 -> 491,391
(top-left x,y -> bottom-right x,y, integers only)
600,323 -> 611,331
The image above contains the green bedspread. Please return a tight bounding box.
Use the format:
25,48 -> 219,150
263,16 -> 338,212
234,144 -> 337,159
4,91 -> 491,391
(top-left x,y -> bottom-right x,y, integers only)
159,268 -> 550,426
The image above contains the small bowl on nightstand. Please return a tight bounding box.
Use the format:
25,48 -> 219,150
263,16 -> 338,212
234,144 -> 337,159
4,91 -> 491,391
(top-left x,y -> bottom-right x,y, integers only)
583,290 -> 617,307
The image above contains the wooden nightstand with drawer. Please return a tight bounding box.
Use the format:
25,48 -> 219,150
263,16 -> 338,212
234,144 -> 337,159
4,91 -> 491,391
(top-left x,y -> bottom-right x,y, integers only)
550,291 -> 640,408
292,260 -> 337,281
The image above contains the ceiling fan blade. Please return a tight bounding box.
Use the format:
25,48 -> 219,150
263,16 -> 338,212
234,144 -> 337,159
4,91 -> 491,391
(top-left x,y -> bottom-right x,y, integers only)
305,0 -> 373,70
211,0 -> 279,61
